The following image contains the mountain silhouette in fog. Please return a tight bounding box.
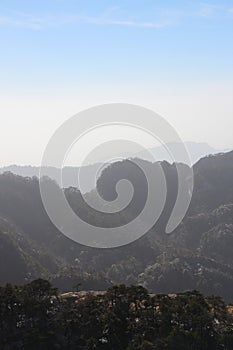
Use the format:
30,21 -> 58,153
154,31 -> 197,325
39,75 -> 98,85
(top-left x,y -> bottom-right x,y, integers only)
0,142 -> 223,193
134,141 -> 221,164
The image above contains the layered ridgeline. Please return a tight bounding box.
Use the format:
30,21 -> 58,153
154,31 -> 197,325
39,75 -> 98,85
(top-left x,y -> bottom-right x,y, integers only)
0,142 -> 221,193
0,151 -> 233,301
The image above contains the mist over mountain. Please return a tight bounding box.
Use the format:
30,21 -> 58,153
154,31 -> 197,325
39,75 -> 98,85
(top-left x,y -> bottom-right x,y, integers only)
0,163 -> 102,193
0,142 -> 224,193
135,141 -> 221,164
0,151 -> 233,301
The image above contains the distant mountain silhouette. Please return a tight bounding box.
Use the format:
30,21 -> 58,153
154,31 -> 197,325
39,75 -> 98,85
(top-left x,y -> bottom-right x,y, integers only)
0,142 -> 225,193
134,141 -> 221,164
0,163 -> 102,193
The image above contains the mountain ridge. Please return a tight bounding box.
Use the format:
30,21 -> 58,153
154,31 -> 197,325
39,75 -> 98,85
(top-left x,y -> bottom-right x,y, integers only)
0,150 -> 233,301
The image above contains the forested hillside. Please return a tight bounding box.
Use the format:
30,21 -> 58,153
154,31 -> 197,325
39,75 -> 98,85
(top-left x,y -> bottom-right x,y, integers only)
0,279 -> 233,349
0,151 -> 233,301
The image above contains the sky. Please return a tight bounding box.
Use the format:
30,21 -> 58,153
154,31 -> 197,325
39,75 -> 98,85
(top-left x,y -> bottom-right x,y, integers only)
0,0 -> 233,166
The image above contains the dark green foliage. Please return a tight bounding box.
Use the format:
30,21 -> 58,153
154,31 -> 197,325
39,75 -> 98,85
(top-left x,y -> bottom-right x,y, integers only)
0,280 -> 233,349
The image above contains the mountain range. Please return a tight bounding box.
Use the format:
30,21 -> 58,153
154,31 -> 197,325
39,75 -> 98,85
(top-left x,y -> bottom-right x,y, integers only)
0,150 -> 233,301
0,142 -> 222,193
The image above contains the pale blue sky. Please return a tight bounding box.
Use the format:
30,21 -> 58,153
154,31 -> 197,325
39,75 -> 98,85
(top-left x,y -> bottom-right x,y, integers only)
0,1 -> 233,165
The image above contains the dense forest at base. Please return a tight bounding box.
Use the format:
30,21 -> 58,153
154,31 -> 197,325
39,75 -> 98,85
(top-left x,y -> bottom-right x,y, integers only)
0,279 -> 233,350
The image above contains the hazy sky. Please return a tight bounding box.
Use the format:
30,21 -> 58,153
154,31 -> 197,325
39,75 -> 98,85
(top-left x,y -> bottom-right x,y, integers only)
0,0 -> 233,166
